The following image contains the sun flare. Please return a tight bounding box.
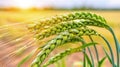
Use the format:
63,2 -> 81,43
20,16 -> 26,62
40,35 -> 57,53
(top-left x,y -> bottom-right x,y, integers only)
13,0 -> 34,9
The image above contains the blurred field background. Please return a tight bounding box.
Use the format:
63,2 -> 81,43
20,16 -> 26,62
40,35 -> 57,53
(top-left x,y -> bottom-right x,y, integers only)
0,0 -> 120,67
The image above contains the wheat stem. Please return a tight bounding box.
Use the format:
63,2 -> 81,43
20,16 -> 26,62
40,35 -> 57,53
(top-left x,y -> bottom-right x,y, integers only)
99,35 -> 115,67
108,27 -> 120,67
89,36 -> 99,64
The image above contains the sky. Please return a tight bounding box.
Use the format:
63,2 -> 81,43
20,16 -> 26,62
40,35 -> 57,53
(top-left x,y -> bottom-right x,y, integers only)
0,0 -> 120,9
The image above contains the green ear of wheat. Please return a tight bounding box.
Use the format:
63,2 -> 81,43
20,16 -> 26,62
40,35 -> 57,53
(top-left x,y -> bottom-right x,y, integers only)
35,19 -> 108,40
28,12 -> 106,33
31,34 -> 82,67
43,42 -> 97,67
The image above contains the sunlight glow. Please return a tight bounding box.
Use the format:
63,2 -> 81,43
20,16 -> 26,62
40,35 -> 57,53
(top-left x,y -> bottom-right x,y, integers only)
13,0 -> 34,9
108,0 -> 120,7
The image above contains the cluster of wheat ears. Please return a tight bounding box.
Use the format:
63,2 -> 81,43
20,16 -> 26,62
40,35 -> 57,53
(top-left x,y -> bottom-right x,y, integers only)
16,12 -> 120,67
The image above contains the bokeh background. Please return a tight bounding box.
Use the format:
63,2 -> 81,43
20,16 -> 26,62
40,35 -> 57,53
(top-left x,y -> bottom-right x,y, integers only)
1,0 -> 120,9
0,0 -> 120,67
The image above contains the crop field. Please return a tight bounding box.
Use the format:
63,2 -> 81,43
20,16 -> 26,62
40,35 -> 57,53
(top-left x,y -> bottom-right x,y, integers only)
0,10 -> 120,67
